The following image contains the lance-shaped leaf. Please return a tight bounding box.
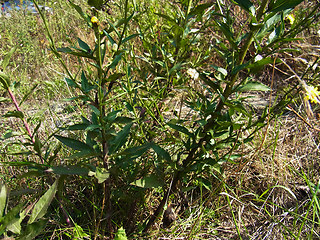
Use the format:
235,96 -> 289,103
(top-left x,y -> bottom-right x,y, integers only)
28,180 -> 58,224
0,72 -> 10,90
54,135 -> 94,152
233,0 -> 255,16
236,81 -> 271,92
269,0 -> 303,13
0,183 -> 7,218
46,166 -> 90,176
77,38 -> 91,53
151,144 -> 171,162
1,46 -> 17,69
3,110 -> 24,119
109,123 -> 133,154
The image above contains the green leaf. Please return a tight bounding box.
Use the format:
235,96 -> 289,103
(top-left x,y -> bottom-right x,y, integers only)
188,3 -> 214,17
69,1 -> 91,24
33,136 -> 42,155
130,175 -> 163,188
28,180 -> 58,224
0,72 -> 10,90
0,97 -> 9,103
215,21 -> 236,48
155,12 -> 177,25
269,0 -> 303,12
54,135 -> 94,152
246,57 -> 275,73
1,46 -> 17,69
236,81 -> 271,92
81,71 -> 94,93
0,183 -> 7,218
20,84 -> 38,106
67,149 -> 99,160
115,227 -> 128,240
6,207 -> 28,235
0,203 -> 24,234
57,47 -> 94,59
122,34 -> 140,44
109,52 -> 124,69
19,219 -> 47,240
3,110 -> 24,119
45,166 -> 90,176
167,120 -> 193,137
151,144 -> 171,162
65,77 -> 78,88
109,123 -> 133,154
88,167 -> 109,183
232,0 -> 255,16
121,143 -> 152,161
78,38 -> 91,53
73,223 -> 90,239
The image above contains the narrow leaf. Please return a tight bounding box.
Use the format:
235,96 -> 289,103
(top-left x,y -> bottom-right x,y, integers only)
3,110 -> 24,119
109,123 -> 133,154
45,166 -> 90,176
54,135 -> 93,151
0,72 -> 10,90
78,38 -> 91,53
0,183 -> 7,217
269,0 -> 303,12
233,0 -> 256,15
151,144 -> 171,162
236,81 -> 271,92
2,46 -> 17,69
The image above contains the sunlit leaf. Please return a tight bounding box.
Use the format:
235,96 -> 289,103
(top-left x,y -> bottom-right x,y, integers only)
236,81 -> 271,92
89,167 -> 110,183
0,183 -> 7,218
1,46 -> 17,70
28,180 -> 58,224
130,175 -> 163,188
115,227 -> 128,240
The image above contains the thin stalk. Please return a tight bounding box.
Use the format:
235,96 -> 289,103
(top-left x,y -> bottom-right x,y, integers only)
7,88 -> 33,142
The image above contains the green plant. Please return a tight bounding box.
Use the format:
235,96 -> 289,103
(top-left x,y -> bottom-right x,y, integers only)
1,0 -> 320,238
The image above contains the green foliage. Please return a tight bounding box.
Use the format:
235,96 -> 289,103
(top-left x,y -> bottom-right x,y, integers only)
0,0 -> 319,238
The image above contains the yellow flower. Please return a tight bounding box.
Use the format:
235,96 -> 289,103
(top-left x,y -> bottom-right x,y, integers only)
91,16 -> 99,24
305,85 -> 320,104
286,14 -> 295,25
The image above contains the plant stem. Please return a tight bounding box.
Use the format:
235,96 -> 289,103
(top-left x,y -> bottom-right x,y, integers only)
7,88 -> 34,143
